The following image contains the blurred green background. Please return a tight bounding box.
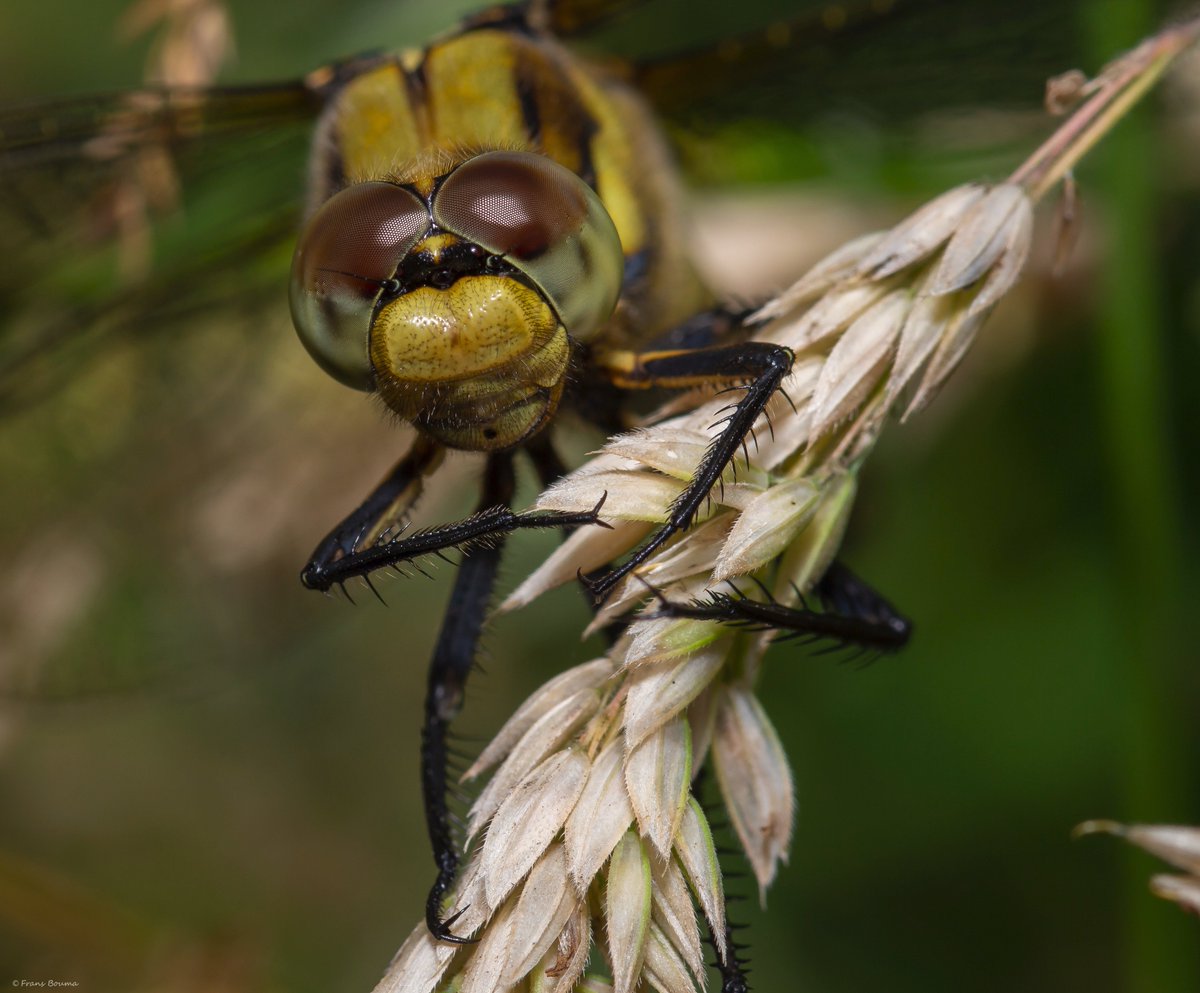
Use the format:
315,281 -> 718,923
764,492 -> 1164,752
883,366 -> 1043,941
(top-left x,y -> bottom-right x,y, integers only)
0,1 -> 1198,991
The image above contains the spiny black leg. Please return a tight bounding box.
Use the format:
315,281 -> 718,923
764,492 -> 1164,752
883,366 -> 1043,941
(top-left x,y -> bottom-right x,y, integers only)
568,306 -> 754,435
423,453 -> 514,944
583,341 -> 793,602
525,432 -> 569,490
302,440 -> 607,592
643,304 -> 756,352
690,772 -> 752,993
306,499 -> 606,591
302,435 -> 443,590
814,561 -> 911,649
711,920 -> 751,993
647,561 -> 912,655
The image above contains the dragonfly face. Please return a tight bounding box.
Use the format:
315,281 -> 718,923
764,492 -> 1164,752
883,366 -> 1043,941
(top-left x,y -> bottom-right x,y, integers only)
289,150 -> 623,450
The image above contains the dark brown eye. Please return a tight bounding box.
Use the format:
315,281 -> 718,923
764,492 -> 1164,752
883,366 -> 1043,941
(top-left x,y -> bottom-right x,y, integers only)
432,151 -> 623,342
289,182 -> 428,390
433,151 -> 588,261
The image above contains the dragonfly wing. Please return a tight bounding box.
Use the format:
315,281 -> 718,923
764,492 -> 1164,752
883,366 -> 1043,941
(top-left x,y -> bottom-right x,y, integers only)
622,0 -> 1086,167
0,79 -> 326,415
0,81 -> 321,172
526,0 -> 650,36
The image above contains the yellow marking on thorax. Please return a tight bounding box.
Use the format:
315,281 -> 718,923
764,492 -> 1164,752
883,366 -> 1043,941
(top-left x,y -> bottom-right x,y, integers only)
399,47 -> 424,73
570,75 -> 648,261
334,62 -> 425,182
423,33 -> 531,151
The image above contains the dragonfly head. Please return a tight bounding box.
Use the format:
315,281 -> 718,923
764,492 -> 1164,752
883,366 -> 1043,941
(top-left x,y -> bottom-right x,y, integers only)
289,150 -> 623,450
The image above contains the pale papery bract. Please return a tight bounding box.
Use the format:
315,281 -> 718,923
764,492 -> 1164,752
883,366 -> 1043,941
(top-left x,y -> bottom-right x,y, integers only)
1078,822 -> 1200,917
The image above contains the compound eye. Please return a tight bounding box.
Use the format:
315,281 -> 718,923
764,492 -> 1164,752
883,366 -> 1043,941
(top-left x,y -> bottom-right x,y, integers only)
434,151 -> 587,260
433,151 -> 623,341
289,182 -> 428,390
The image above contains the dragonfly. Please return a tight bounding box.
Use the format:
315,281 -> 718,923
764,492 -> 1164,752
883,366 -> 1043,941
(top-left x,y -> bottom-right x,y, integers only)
0,0 -> 1099,987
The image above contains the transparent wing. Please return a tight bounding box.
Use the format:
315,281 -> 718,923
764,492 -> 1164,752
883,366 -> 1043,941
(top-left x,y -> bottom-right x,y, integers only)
0,81 -> 321,172
0,79 -> 327,415
593,0 -> 1088,182
635,0 -> 1083,119
0,73 -> 350,701
528,0 -> 650,35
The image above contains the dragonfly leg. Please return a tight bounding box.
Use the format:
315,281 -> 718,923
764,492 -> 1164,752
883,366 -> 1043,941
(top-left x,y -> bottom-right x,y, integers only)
301,437 -> 606,593
641,303 -> 757,352
713,918 -> 751,993
582,339 -> 793,602
689,772 -> 753,993
524,431 -> 569,490
301,435 -> 443,592
422,452 -> 513,944
647,561 -> 912,656
812,561 -> 913,652
303,437 -> 606,941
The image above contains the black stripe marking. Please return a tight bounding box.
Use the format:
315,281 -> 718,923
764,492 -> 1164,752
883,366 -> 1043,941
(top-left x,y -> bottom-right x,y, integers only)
515,66 -> 542,145
403,52 -> 428,109
574,113 -> 598,189
324,139 -> 346,194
